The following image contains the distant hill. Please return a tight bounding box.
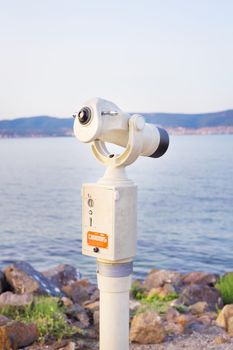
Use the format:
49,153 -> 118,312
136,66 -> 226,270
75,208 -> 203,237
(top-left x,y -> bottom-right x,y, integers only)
0,110 -> 233,137
0,116 -> 73,137
144,110 -> 233,129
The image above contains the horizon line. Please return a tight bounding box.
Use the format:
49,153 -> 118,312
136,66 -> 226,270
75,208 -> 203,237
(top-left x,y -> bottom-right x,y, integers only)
1,108 -> 233,122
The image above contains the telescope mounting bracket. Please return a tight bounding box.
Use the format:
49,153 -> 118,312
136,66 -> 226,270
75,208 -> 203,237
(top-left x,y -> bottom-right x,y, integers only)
91,114 -> 145,169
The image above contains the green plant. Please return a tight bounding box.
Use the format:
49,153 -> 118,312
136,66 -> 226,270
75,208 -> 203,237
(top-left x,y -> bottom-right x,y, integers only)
173,304 -> 189,314
145,292 -> 178,303
130,281 -> 145,300
136,291 -> 179,315
136,301 -> 169,315
215,273 -> 233,305
0,297 -> 81,341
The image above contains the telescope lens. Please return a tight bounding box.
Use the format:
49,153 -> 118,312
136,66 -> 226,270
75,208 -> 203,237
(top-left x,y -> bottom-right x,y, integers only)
78,107 -> 92,125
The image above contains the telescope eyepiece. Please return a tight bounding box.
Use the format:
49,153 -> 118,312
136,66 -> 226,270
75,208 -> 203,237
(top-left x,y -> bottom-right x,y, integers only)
78,107 -> 92,125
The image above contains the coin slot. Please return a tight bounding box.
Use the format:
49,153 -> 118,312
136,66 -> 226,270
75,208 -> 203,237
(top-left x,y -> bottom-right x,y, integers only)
88,198 -> 94,207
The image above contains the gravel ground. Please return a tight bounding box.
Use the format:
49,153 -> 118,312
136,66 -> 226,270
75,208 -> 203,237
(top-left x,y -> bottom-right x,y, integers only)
27,326 -> 233,350
130,327 -> 233,350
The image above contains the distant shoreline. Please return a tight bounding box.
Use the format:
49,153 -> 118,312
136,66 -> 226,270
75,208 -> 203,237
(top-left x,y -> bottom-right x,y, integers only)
166,126 -> 233,135
0,126 -> 233,138
0,111 -> 233,138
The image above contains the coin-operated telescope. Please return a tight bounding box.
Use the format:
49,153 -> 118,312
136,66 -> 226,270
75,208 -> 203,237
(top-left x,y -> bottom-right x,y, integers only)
73,98 -> 169,350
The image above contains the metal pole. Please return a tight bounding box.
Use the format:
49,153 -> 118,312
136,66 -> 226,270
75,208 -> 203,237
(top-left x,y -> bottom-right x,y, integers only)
97,262 -> 133,350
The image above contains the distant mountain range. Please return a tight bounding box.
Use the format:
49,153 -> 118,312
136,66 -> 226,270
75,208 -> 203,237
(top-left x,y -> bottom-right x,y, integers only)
144,110 -> 233,129
0,110 -> 233,137
0,116 -> 73,137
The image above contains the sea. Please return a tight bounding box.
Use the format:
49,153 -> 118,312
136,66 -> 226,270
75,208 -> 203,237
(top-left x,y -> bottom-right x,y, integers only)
0,135 -> 232,282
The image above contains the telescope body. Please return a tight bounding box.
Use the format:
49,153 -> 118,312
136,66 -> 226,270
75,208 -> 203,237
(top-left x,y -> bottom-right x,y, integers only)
73,98 -> 169,159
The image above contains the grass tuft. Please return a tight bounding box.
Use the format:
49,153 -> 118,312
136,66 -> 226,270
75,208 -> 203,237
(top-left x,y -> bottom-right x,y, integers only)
130,281 -> 146,300
135,291 -> 179,315
173,304 -> 189,314
215,273 -> 233,305
0,296 -> 81,342
145,292 -> 178,303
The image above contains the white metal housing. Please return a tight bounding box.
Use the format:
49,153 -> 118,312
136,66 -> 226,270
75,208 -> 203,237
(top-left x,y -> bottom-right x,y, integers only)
82,183 -> 137,261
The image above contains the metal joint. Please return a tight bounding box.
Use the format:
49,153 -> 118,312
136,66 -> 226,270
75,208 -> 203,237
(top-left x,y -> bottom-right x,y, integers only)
97,261 -> 133,278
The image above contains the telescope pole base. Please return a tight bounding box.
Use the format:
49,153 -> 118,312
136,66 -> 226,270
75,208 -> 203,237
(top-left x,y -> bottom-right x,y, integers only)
97,262 -> 132,350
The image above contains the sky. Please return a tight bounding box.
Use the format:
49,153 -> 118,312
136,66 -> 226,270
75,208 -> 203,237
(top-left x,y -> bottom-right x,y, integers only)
0,0 -> 233,119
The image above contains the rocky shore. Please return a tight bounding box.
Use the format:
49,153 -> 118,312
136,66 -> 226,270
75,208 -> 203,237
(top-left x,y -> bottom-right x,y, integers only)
1,261 -> 233,349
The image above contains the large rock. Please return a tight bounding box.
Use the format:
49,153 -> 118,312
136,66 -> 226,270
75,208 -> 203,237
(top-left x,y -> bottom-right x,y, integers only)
0,316 -> 10,326
61,296 -> 73,308
165,309 -> 202,335
0,272 -> 5,294
42,264 -> 80,288
62,280 -> 97,304
87,288 -> 99,303
182,272 -> 219,286
66,304 -> 91,328
129,300 -> 141,313
177,284 -> 222,310
216,304 -> 233,335
93,310 -> 99,328
164,308 -> 185,336
147,283 -> 177,299
0,292 -> 33,307
82,327 -> 98,339
198,314 -> 213,326
165,307 -> 180,322
0,321 -> 39,348
189,301 -> 209,315
0,272 -> 10,294
143,270 -> 182,291
60,342 -> 76,350
174,313 -> 196,327
84,300 -> 99,313
4,261 -> 61,296
214,334 -> 231,345
130,310 -> 165,344
164,321 -> 184,335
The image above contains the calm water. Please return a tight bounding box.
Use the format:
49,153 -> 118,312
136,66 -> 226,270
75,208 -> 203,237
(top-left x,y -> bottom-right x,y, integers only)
0,135 -> 232,282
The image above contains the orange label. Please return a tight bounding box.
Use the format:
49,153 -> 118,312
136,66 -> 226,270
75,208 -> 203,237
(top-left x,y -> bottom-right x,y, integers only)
87,231 -> 108,249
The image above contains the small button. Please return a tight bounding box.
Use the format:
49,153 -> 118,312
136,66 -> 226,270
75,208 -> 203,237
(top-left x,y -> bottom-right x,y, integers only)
89,210 -> 93,215
93,247 -> 99,253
